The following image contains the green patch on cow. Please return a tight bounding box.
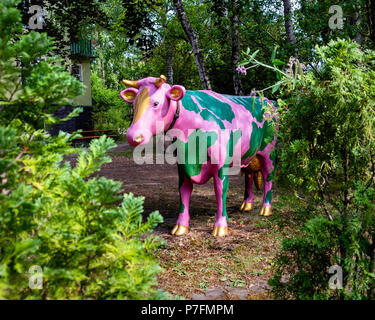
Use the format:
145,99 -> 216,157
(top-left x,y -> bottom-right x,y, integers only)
221,174 -> 229,219
217,164 -> 229,220
266,151 -> 277,182
183,91 -> 235,123
200,109 -> 225,129
176,129 -> 218,178
242,122 -> 263,160
217,129 -> 242,176
228,129 -> 242,160
222,95 -> 265,123
177,164 -> 186,213
259,120 -> 276,151
217,129 -> 242,220
265,190 -> 272,204
179,203 -> 185,214
181,91 -> 201,114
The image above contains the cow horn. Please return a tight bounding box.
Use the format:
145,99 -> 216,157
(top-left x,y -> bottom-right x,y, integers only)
155,75 -> 167,88
122,79 -> 139,88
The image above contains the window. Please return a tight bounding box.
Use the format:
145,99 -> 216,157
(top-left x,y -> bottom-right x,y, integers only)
71,64 -> 83,82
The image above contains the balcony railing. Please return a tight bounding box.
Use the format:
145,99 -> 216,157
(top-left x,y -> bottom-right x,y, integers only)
70,40 -> 94,57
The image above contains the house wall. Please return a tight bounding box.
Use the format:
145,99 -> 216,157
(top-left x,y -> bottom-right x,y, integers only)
72,59 -> 92,107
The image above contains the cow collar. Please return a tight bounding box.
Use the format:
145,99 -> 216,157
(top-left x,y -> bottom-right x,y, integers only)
165,101 -> 180,133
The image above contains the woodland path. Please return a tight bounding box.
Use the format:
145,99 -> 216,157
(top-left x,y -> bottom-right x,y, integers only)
96,142 -> 285,299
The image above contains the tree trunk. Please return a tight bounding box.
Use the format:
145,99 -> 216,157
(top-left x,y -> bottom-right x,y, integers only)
282,0 -> 298,57
231,0 -> 243,95
348,10 -> 362,45
172,0 -> 211,90
354,12 -> 362,45
101,59 -> 106,87
366,0 -> 375,44
166,41 -> 174,84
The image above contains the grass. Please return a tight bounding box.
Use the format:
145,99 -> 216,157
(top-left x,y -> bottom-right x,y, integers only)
155,208 -> 286,298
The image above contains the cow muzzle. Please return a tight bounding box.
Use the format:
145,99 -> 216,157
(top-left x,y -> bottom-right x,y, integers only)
126,126 -> 151,146
126,131 -> 144,146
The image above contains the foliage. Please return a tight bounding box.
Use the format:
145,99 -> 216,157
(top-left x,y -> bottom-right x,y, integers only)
118,0 -> 164,51
241,38 -> 375,299
0,0 -> 84,129
91,74 -> 131,135
295,0 -> 372,55
18,0 -> 109,58
35,0 -> 373,96
0,0 -> 166,299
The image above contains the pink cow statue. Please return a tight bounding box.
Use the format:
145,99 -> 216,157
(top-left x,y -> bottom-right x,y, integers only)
121,75 -> 278,237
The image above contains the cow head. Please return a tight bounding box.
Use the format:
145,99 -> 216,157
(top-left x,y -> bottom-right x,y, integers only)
121,75 -> 186,146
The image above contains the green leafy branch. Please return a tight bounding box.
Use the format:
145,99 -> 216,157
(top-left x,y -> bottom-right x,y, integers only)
239,46 -> 305,94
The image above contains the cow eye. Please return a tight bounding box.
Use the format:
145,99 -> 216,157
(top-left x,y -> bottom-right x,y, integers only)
153,102 -> 159,107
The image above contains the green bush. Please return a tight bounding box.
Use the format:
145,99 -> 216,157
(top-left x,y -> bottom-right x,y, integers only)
92,73 -> 131,137
0,0 -> 166,299
242,39 -> 375,299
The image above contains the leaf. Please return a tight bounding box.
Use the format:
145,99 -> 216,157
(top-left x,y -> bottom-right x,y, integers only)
272,81 -> 283,94
250,50 -> 260,61
271,45 -> 279,62
272,59 -> 285,66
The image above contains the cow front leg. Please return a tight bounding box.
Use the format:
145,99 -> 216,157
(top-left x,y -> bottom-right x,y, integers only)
240,172 -> 254,212
212,166 -> 229,237
171,166 -> 193,236
259,153 -> 275,217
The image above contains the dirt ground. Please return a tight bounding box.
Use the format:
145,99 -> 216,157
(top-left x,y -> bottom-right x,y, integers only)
97,143 -> 286,300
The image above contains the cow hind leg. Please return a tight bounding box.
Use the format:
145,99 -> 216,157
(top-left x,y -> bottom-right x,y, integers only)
212,165 -> 229,237
240,155 -> 262,212
171,166 -> 193,236
240,172 -> 254,212
258,152 -> 276,217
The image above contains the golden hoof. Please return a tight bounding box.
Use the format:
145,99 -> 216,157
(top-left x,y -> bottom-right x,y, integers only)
212,226 -> 228,237
259,206 -> 272,216
171,224 -> 189,236
240,202 -> 254,212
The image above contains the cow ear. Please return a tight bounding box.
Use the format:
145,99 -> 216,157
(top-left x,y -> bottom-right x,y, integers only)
120,88 -> 138,103
167,85 -> 186,101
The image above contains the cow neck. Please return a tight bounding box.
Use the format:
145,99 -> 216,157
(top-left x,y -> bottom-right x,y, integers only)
164,100 -> 181,133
